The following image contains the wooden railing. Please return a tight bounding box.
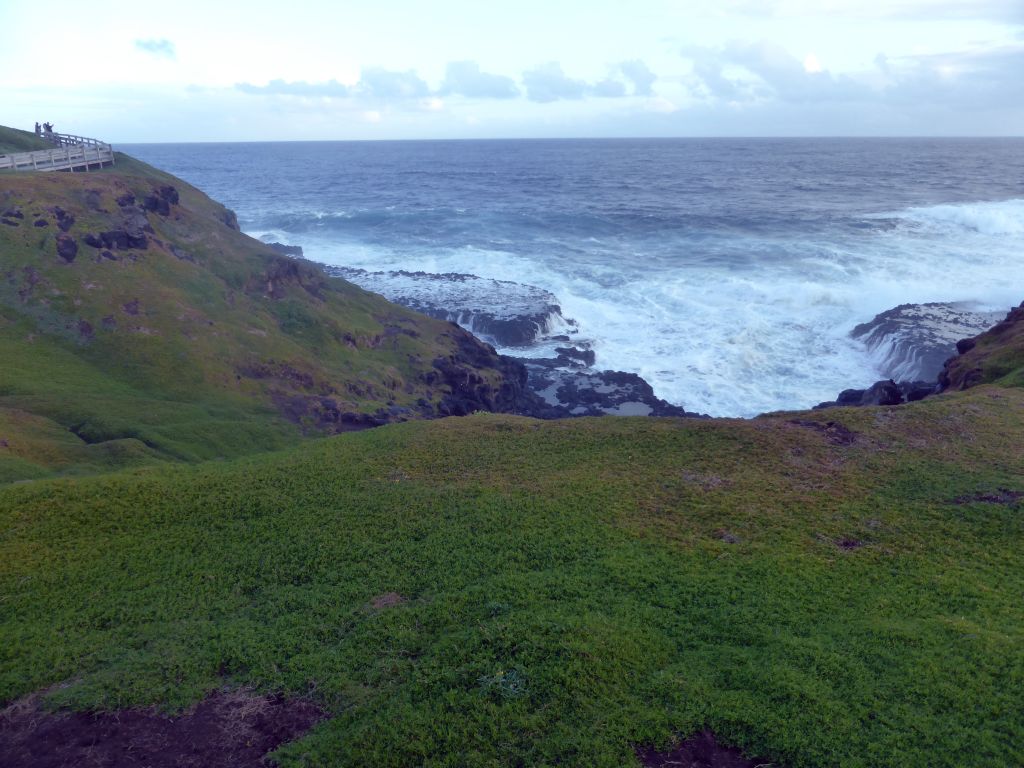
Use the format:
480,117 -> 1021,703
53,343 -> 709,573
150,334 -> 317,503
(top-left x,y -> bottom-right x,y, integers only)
0,132 -> 115,173
42,131 -> 107,149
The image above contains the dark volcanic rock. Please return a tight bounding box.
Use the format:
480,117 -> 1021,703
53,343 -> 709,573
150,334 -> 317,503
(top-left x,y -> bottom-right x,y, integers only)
816,379 -> 903,409
900,380 -> 938,402
159,185 -> 180,205
55,234 -> 78,262
852,302 -> 1005,381
266,242 -> 304,258
123,211 -> 152,249
425,332 -> 546,417
2,206 -> 24,219
271,392 -> 391,432
222,208 -> 240,230
116,192 -> 136,208
83,233 -> 103,248
50,206 -> 75,232
100,230 -> 129,249
142,194 -> 171,216
518,362 -> 692,418
250,257 -> 326,300
861,379 -> 903,406
326,266 -> 576,347
33,219 -> 48,228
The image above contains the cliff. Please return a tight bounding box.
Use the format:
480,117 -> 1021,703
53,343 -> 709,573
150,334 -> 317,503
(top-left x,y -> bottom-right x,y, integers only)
0,152 -> 537,480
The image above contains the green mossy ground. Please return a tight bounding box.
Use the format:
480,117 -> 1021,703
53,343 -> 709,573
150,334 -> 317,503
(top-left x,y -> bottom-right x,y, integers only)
2,390 -> 1023,767
1,137 -> 1022,767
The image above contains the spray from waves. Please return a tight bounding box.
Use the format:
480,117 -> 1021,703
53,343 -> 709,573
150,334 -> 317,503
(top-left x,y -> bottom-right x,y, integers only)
258,196 -> 1024,418
884,197 -> 1024,236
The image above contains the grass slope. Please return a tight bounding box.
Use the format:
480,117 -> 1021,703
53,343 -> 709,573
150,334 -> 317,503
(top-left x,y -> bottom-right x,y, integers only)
2,389 -> 1022,767
0,153 -> 518,481
0,126 -> 51,155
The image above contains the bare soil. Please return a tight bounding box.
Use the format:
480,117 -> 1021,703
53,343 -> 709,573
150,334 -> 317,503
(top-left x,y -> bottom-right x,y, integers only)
636,730 -> 776,768
0,688 -> 324,767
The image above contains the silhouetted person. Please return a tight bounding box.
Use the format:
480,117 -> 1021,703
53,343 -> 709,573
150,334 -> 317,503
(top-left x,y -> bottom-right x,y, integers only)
34,122 -> 41,135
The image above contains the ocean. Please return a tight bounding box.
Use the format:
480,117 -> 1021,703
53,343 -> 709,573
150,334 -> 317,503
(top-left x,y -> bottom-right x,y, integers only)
120,138 -> 1024,417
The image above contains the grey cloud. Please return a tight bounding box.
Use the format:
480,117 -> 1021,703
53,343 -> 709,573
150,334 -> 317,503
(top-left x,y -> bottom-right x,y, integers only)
619,60 -> 656,96
236,79 -> 351,97
684,42 -> 869,103
357,67 -> 429,99
522,62 -> 588,102
135,38 -> 175,58
235,68 -> 429,101
592,79 -> 628,97
440,61 -> 519,98
524,61 -> 657,101
883,44 -> 1024,109
683,38 -> 1024,124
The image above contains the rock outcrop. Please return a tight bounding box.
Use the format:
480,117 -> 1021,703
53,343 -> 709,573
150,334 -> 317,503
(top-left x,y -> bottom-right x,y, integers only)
818,300 -> 1023,409
851,302 -> 1005,382
325,266 -> 575,347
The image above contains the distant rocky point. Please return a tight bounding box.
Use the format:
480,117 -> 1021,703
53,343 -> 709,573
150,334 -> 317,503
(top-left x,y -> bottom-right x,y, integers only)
325,266 -> 575,347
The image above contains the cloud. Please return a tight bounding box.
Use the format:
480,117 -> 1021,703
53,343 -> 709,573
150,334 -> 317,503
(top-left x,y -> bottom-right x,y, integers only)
683,42 -> 870,103
882,43 -> 1024,109
440,61 -> 519,98
619,60 -> 657,96
592,79 -> 628,98
524,61 -> 657,101
134,39 -> 175,59
236,68 -> 429,101
357,67 -> 429,99
235,79 -> 351,97
522,62 -> 588,102
713,0 -> 1024,22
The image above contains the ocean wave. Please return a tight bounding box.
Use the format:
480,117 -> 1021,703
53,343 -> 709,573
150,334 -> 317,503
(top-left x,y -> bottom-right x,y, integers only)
888,198 -> 1024,236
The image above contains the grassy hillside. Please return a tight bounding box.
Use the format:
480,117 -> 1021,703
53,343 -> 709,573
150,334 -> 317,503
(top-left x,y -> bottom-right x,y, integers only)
0,125 -> 51,155
1,391 -> 1022,767
0,153 -> 530,481
940,301 -> 1024,390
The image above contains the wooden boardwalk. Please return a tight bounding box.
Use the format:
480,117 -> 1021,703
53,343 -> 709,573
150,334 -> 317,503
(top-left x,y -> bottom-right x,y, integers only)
0,131 -> 115,173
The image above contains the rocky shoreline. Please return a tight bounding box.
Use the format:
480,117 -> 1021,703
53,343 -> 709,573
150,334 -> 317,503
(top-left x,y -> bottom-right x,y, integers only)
268,242 -> 1016,421
814,301 -> 1018,411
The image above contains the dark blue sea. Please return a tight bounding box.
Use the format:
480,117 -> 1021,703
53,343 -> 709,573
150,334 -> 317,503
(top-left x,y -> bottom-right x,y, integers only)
121,138 -> 1024,416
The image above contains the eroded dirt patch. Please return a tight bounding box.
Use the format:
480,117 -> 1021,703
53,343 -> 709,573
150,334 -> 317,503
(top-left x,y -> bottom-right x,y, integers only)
953,488 -> 1024,505
636,730 -> 776,768
0,688 -> 324,768
370,591 -> 407,609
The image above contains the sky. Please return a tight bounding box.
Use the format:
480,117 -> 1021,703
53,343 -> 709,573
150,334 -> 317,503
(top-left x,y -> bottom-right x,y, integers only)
1,0 -> 1022,142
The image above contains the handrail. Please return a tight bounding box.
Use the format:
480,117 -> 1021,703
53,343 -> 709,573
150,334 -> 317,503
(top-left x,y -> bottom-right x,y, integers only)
0,133 -> 115,173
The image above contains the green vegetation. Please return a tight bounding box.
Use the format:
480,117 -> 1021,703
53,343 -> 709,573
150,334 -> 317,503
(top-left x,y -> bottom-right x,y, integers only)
0,125 -> 51,155
1,136 -> 1021,766
0,154 -> 514,482
2,393 -> 1023,767
941,303 -> 1024,391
